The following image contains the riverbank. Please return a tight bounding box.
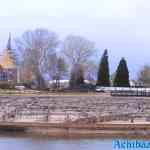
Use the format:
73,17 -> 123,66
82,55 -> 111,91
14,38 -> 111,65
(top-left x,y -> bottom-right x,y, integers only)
0,94 -> 149,138
27,127 -> 150,139
0,122 -> 150,139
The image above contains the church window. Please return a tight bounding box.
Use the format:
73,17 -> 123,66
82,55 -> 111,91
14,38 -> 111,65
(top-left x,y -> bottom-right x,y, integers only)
0,71 -> 8,81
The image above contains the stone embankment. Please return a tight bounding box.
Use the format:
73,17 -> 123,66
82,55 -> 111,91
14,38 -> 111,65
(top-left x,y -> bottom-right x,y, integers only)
0,94 -> 149,137
0,94 -> 149,122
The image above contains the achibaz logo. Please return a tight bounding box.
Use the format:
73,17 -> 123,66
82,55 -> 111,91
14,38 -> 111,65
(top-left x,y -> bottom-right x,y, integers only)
113,139 -> 150,149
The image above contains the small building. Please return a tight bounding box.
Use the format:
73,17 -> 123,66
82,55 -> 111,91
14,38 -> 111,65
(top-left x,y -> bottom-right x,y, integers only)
0,34 -> 18,86
130,80 -> 144,88
48,79 -> 91,89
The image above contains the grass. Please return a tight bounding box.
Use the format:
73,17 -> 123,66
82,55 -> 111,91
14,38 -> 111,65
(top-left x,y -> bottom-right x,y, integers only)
0,89 -> 109,96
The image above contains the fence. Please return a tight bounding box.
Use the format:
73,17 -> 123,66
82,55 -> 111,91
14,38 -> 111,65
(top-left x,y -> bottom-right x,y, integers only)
0,107 -> 141,124
111,88 -> 150,97
96,86 -> 150,97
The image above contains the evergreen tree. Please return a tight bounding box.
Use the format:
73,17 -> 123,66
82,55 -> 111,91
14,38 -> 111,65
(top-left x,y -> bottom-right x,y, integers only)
114,58 -> 130,87
97,49 -> 110,86
69,64 -> 84,88
69,70 -> 76,87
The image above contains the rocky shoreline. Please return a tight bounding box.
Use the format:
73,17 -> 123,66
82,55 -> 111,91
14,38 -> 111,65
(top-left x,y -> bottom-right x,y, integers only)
1,123 -> 150,139
0,94 -> 149,138
0,94 -> 149,122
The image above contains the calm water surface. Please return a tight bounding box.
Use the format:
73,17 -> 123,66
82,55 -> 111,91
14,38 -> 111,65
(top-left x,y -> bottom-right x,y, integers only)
0,136 -> 113,150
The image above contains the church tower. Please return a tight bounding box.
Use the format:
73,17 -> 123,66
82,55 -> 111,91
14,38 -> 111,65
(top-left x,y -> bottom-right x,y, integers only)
0,34 -> 18,85
0,34 -> 16,69
7,33 -> 11,50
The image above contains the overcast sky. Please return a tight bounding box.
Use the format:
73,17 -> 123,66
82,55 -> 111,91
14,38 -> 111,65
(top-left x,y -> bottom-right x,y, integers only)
0,0 -> 149,79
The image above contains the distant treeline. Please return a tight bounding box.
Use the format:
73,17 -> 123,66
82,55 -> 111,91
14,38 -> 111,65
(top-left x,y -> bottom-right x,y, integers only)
12,28 -> 148,89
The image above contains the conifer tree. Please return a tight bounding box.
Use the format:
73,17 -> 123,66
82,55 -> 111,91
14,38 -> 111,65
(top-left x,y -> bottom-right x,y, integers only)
97,49 -> 110,86
114,58 -> 130,87
69,70 -> 76,87
69,64 -> 84,87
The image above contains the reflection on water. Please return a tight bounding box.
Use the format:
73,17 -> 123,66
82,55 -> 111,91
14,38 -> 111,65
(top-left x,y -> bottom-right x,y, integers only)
0,136 -> 113,150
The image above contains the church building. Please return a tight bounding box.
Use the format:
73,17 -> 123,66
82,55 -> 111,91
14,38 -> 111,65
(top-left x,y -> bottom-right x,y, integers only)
0,35 -> 18,85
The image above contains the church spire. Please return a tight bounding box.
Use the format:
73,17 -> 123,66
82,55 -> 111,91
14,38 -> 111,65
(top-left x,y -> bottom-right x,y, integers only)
6,33 -> 11,50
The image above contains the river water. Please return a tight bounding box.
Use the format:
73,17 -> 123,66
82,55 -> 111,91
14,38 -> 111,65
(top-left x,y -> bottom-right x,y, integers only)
0,136 -> 113,150
0,136 -> 150,150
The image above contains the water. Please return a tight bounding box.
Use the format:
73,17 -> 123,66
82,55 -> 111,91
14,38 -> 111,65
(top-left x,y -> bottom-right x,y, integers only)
0,136 -> 113,150
1,136 -> 150,150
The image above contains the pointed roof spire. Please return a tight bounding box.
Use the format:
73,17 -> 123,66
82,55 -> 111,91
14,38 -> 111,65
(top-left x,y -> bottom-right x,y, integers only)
0,33 -> 17,68
6,33 -> 11,50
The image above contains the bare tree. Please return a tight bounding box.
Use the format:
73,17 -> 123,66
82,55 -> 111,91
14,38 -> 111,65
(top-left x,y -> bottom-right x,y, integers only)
44,54 -> 68,88
63,35 -> 95,68
138,65 -> 150,84
62,35 -> 95,86
85,61 -> 98,82
56,57 -> 68,80
44,53 -> 58,80
15,28 -> 59,89
69,63 -> 85,87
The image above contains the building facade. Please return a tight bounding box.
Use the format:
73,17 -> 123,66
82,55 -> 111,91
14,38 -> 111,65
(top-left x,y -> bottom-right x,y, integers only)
0,35 -> 17,85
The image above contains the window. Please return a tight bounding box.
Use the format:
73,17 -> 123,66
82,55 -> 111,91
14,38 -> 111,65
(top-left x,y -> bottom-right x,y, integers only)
0,71 -> 8,81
